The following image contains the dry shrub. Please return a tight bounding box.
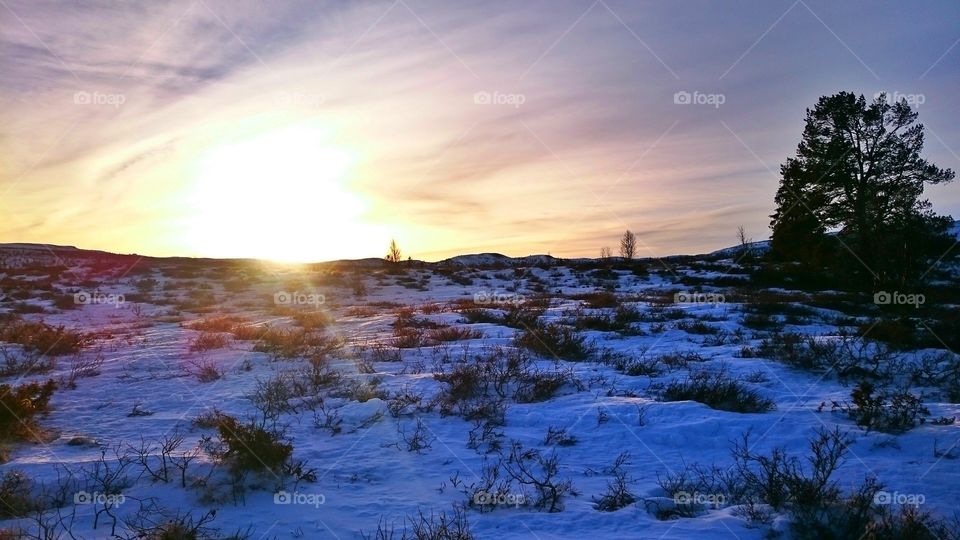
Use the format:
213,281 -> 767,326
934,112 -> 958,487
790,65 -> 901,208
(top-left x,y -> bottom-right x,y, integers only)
189,333 -> 230,353
427,326 -> 483,342
184,315 -> 248,333
0,319 -> 87,356
291,311 -> 333,330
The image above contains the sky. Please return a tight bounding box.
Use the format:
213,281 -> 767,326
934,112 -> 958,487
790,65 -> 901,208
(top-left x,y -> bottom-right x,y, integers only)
1,0 -> 958,262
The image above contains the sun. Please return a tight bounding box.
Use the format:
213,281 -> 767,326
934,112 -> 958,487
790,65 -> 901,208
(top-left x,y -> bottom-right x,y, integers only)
184,123 -> 382,262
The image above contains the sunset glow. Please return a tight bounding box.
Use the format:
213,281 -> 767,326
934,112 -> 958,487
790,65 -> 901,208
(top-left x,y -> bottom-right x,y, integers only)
1,1 -> 958,261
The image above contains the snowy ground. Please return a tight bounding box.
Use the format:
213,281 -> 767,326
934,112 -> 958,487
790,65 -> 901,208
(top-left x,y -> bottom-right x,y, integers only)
0,247 -> 958,539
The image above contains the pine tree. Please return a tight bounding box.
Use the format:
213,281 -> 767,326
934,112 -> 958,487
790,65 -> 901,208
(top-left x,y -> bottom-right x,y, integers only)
770,92 -> 954,287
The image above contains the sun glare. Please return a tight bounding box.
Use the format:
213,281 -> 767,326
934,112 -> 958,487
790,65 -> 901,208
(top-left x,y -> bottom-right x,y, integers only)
185,123 -> 381,262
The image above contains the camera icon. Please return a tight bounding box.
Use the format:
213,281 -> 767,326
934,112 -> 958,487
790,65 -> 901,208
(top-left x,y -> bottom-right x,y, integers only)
873,291 -> 891,305
473,291 -> 491,305
873,490 -> 892,505
274,490 -> 291,504
73,91 -> 91,105
473,91 -> 491,105
673,91 -> 692,105
674,490 -> 692,505
273,291 -> 291,305
473,490 -> 490,505
74,291 -> 91,305
673,292 -> 689,304
74,491 -> 92,504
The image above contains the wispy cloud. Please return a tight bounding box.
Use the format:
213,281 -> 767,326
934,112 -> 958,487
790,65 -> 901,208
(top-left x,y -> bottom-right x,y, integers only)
2,0 -> 958,260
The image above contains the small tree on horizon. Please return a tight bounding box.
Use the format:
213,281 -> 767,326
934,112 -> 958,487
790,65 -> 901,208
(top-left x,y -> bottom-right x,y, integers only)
600,246 -> 612,259
385,239 -> 402,263
619,230 -> 636,259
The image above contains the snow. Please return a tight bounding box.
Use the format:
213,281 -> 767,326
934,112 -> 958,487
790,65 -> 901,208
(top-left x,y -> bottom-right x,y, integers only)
0,248 -> 957,539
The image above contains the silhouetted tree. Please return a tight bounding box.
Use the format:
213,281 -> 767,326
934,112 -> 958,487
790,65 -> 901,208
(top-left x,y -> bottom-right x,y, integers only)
600,247 -> 612,259
770,92 -> 954,288
619,230 -> 636,259
385,239 -> 402,263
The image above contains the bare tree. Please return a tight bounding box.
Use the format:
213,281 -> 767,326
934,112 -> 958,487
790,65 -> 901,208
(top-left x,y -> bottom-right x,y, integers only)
737,225 -> 753,258
599,247 -> 612,259
385,239 -> 402,263
618,230 -> 636,259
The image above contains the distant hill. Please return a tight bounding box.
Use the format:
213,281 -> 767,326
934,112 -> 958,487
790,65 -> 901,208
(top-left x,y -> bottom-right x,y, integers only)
1,219 -> 956,269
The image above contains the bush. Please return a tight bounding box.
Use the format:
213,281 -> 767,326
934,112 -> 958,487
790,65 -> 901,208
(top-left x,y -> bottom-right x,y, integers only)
502,441 -> 573,512
514,323 -> 591,360
0,470 -> 35,518
569,291 -> 619,308
459,309 -> 499,324
0,379 -> 57,440
213,415 -> 293,473
364,505 -> 473,540
426,327 -> 483,342
252,328 -> 343,359
189,332 -> 230,353
0,320 -> 87,356
660,370 -> 774,413
184,316 -> 248,333
843,381 -> 929,433
593,453 -> 636,512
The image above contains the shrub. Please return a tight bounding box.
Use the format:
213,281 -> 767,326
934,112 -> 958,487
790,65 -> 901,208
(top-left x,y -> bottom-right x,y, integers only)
498,302 -> 545,329
502,441 -> 573,512
514,323 -> 591,360
0,470 -> 35,518
593,453 -> 636,512
213,415 -> 293,473
512,370 -> 570,403
0,320 -> 87,356
0,379 -> 57,440
189,332 -> 230,353
660,370 -> 774,413
184,316 -> 248,333
675,319 -> 719,335
291,311 -> 333,330
426,327 -> 483,342
252,328 -> 343,359
364,505 -> 473,540
459,309 -> 500,324
843,381 -> 929,434
569,291 -> 619,308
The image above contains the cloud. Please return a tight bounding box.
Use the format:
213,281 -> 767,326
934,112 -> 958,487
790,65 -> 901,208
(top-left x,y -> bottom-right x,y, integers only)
1,0 -> 958,260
